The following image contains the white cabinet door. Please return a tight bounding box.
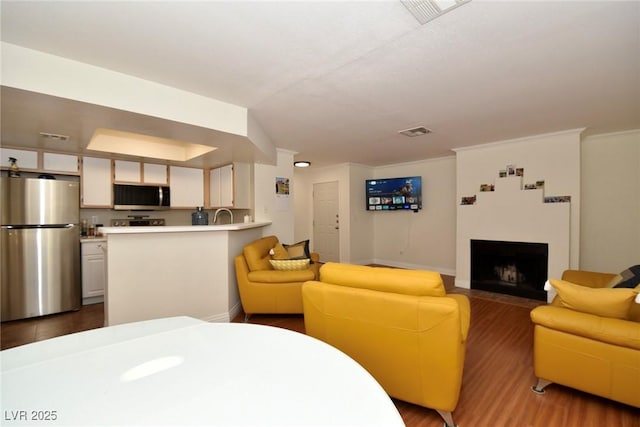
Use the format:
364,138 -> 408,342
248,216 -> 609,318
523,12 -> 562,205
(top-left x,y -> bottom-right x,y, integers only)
114,160 -> 141,182
210,167 -> 222,208
210,164 -> 233,207
81,157 -> 112,207
232,162 -> 251,209
0,148 -> 38,170
81,241 -> 106,302
219,164 -> 234,207
209,163 -> 250,208
170,166 -> 204,207
43,153 -> 79,173
143,163 -> 168,184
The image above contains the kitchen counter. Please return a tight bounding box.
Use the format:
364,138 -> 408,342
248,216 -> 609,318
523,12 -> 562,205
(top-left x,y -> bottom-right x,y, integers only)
100,221 -> 270,326
99,221 -> 270,235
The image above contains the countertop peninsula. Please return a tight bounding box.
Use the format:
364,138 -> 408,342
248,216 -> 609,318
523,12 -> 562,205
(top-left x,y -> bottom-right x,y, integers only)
100,221 -> 271,326
99,221 -> 271,235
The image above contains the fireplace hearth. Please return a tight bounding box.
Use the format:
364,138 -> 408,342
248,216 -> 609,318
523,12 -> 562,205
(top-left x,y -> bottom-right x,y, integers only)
471,240 -> 548,301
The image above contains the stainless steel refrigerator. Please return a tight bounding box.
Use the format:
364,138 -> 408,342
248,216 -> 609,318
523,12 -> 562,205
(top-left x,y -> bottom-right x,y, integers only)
1,177 -> 81,321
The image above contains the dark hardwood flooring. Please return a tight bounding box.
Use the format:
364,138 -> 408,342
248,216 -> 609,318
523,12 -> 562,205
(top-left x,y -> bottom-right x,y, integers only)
2,276 -> 638,426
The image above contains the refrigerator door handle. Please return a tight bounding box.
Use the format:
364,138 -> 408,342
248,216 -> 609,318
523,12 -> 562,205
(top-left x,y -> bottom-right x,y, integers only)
2,224 -> 77,230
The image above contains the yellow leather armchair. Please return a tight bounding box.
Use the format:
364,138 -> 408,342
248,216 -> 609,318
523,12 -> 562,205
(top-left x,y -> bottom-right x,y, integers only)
235,235 -> 320,321
530,269 -> 640,408
302,262 -> 470,427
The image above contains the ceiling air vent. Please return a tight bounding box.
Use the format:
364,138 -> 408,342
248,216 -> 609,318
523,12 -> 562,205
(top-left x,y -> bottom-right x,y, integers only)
401,0 -> 472,25
398,126 -> 431,137
40,132 -> 69,142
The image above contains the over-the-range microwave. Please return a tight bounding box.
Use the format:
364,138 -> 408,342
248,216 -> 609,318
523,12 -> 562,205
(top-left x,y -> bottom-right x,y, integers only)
113,184 -> 170,210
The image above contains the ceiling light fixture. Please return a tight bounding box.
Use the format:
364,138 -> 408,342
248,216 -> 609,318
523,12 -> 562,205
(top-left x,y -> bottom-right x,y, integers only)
400,0 -> 472,25
398,126 -> 431,137
87,128 -> 216,162
294,161 -> 311,168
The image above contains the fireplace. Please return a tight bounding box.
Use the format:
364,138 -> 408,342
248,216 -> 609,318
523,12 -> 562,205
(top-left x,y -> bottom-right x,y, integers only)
471,240 -> 548,301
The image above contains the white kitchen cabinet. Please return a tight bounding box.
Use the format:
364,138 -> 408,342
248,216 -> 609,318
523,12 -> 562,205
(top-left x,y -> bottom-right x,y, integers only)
0,148 -> 38,170
143,163 -> 168,184
81,240 -> 106,304
169,166 -> 204,207
114,160 -> 141,182
81,157 -> 112,207
209,163 -> 250,209
43,152 -> 79,173
114,160 -> 167,184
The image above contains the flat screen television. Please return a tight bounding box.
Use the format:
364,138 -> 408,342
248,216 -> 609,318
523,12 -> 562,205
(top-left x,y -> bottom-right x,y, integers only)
366,176 -> 422,211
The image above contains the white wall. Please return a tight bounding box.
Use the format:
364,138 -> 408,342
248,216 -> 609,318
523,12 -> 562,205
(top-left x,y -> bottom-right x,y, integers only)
2,43 -> 248,136
348,164 -> 375,264
294,129 -> 637,281
581,130 -> 640,272
254,149 -> 296,243
455,129 -> 582,270
295,157 -> 456,273
370,157 -> 457,274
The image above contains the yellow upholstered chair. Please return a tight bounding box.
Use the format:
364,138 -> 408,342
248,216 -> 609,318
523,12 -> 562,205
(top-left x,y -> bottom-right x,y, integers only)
235,235 -> 320,321
302,262 -> 470,427
530,269 -> 640,408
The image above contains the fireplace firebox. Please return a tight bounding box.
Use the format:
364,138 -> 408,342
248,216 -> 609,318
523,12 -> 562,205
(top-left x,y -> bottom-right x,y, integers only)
471,240 -> 548,301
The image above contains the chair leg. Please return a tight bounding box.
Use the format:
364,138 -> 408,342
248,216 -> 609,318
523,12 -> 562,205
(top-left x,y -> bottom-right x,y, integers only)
436,410 -> 457,427
531,378 -> 553,394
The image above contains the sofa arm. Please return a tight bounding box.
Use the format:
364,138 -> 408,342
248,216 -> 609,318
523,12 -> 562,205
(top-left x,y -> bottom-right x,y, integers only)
450,294 -> 471,342
561,270 -> 618,288
531,305 -> 640,350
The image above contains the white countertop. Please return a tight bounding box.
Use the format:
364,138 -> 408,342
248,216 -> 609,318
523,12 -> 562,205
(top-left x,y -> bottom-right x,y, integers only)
100,221 -> 270,235
1,317 -> 403,426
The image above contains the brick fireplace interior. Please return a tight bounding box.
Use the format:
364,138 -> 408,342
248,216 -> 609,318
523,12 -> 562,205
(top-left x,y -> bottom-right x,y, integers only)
471,239 -> 548,301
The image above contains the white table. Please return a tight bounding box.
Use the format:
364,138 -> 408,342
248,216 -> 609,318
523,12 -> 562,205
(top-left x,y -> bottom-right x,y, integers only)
1,317 -> 404,426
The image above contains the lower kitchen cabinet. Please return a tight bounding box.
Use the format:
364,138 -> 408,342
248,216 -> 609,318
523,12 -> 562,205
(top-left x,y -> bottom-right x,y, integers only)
81,240 -> 106,304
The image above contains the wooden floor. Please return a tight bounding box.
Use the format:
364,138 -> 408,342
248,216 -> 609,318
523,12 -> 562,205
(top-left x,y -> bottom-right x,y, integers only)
2,278 -> 638,427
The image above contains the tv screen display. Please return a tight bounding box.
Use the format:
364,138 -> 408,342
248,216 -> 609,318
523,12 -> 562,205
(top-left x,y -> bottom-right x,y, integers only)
366,176 -> 422,211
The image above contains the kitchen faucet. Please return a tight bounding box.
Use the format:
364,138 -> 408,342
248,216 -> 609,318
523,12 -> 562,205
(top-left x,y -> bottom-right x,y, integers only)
213,208 -> 234,224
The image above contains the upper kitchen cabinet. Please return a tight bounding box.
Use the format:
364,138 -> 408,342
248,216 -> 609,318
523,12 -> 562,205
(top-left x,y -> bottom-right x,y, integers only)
113,160 -> 141,183
81,157 -> 112,208
143,163 -> 168,184
43,153 -> 79,174
209,163 -> 251,209
114,160 -> 168,184
1,148 -> 79,174
169,166 -> 203,208
0,148 -> 39,170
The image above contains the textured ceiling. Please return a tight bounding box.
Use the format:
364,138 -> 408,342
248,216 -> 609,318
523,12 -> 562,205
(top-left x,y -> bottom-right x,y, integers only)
1,1 -> 639,168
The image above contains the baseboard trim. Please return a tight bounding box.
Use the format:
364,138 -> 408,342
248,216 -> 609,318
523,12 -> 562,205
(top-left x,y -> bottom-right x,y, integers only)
202,301 -> 243,323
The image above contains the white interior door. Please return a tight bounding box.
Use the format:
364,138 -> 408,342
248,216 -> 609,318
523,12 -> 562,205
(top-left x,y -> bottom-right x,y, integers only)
313,181 -> 340,262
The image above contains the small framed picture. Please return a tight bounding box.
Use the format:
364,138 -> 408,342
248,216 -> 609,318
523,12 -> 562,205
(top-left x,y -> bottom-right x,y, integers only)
461,195 -> 477,205
516,168 -> 524,177
499,170 -> 507,178
507,165 -> 516,176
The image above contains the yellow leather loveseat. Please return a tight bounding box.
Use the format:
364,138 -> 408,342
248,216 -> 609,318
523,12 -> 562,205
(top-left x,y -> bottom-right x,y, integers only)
235,235 -> 320,321
530,270 -> 640,408
302,263 -> 470,427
